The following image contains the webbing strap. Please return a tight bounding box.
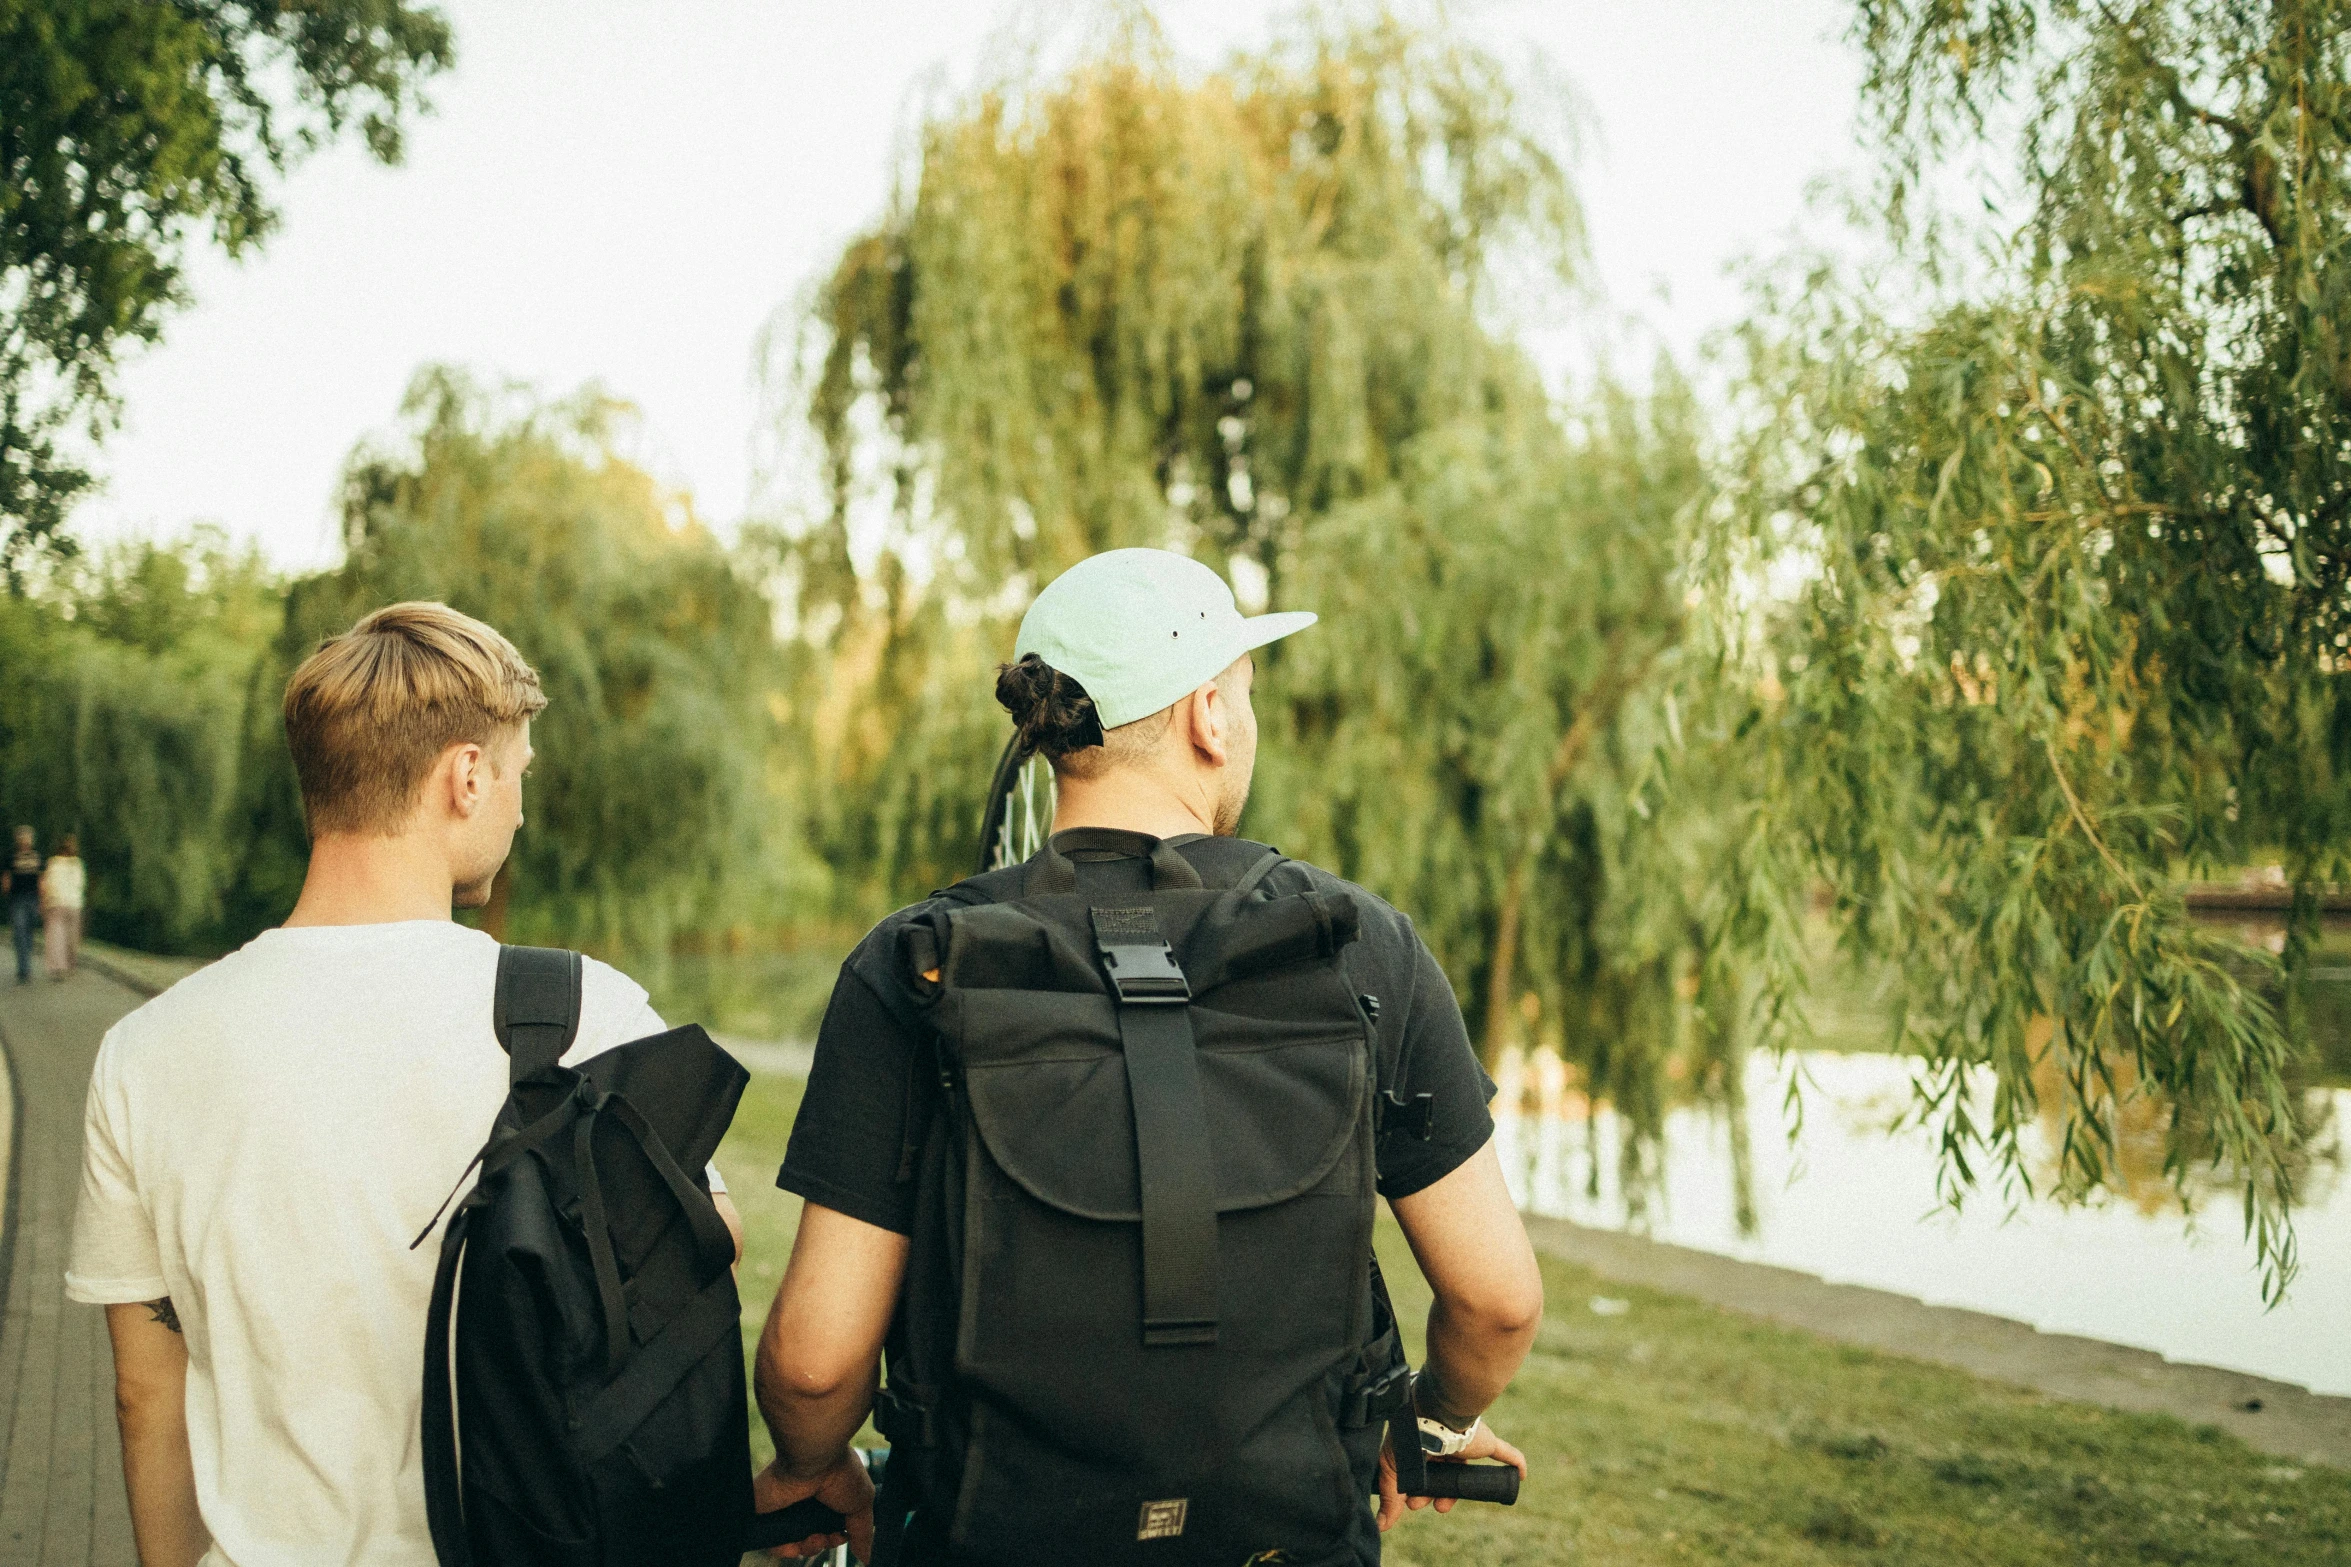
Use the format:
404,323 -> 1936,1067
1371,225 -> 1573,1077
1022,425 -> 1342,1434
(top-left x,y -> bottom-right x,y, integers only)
1229,847 -> 1287,901
569,1088 -> 737,1375
420,1211 -> 474,1567
571,1265 -> 741,1464
1091,906 -> 1218,1347
494,946 -> 582,1083
574,1113 -> 631,1371
1029,831 -> 1207,896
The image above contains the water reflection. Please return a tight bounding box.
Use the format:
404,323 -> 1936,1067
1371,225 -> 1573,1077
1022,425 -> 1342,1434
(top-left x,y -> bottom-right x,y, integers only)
1497,1050 -> 2351,1397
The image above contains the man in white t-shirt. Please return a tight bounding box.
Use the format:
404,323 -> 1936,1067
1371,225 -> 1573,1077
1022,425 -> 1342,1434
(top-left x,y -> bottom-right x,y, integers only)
65,601 -> 741,1567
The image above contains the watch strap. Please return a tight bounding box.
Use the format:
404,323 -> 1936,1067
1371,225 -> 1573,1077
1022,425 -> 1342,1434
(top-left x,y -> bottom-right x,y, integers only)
1416,1412 -> 1480,1457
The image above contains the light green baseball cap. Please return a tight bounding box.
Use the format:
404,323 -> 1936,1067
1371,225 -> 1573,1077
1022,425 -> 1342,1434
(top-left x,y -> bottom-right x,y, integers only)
1015,549 -> 1317,729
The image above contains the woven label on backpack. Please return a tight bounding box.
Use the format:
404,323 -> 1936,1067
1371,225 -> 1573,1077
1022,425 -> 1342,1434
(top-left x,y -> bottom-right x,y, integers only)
1137,1498 -> 1189,1540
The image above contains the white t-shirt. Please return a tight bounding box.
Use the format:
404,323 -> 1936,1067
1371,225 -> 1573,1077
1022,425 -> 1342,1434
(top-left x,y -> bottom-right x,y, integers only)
65,920 -> 724,1567
40,855 -> 85,910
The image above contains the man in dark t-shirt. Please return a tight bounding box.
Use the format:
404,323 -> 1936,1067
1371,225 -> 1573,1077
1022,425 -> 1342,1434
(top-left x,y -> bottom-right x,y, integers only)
748,550 -> 1543,1563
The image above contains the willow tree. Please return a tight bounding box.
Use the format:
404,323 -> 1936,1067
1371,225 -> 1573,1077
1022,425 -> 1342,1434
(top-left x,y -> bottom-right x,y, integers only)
1714,0 -> 2351,1292
774,9 -> 1744,1176
249,367 -> 789,951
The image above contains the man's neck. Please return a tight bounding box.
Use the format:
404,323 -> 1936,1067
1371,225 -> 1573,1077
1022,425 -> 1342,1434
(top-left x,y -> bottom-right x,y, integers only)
282,833 -> 456,927
1049,769 -> 1220,841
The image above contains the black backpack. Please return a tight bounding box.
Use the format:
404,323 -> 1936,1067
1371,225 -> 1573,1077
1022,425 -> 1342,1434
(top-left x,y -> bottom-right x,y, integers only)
419,946 -> 837,1565
867,835 -> 1413,1567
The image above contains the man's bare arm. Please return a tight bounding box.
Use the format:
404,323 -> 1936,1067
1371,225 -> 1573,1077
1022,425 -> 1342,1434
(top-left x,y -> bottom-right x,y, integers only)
106,1300 -> 208,1567
1390,1139 -> 1544,1419
749,1203 -> 909,1559
1380,1139 -> 1544,1526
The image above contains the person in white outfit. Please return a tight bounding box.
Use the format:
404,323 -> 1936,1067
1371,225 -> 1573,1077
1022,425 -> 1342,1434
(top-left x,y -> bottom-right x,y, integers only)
65,602 -> 742,1567
41,831 -> 85,978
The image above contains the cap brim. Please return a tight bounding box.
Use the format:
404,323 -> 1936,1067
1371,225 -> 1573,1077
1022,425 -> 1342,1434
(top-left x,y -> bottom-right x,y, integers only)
1234,610 -> 1318,655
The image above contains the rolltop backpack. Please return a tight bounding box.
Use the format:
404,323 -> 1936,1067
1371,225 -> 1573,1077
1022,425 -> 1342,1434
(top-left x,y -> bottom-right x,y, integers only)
868,834 -> 1416,1567
419,946 -> 841,1566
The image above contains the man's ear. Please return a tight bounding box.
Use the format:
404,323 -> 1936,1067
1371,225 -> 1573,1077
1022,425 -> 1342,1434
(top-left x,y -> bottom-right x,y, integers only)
1185,680 -> 1231,769
443,741 -> 489,820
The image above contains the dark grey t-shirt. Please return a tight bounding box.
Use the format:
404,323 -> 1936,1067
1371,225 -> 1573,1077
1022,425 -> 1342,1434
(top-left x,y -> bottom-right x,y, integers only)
778,831 -> 1496,1230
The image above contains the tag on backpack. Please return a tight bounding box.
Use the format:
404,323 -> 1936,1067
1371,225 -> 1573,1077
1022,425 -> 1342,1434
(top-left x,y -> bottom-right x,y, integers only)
1137,1499 -> 1189,1540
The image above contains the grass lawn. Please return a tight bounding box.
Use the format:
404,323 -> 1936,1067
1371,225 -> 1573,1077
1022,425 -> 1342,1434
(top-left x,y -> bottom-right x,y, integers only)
714,1068 -> 2348,1565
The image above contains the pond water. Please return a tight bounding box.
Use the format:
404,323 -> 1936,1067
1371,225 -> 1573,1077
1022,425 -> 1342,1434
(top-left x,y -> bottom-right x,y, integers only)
1497,1050 -> 2351,1398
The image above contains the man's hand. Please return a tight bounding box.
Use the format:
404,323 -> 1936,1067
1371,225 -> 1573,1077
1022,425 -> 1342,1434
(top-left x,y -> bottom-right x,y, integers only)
1374,1420 -> 1530,1532
754,1449 -> 874,1560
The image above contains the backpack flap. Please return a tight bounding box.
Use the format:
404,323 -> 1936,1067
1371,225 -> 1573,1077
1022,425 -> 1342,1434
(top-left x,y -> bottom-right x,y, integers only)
951,990 -> 1365,1220
576,1025 -> 749,1180
940,891 -> 1367,1221
571,1028 -> 747,1333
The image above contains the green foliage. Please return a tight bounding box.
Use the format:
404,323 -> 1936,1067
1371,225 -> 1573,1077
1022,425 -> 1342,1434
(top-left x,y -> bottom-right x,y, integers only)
1713,0 -> 2351,1291
0,369 -> 790,958
0,528 -> 285,950
278,367 -> 792,950
1265,371 -> 1754,1207
0,0 -> 453,567
776,11 -> 1736,1178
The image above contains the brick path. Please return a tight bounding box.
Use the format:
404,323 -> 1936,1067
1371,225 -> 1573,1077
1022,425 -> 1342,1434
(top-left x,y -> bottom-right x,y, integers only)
0,968 -> 148,1565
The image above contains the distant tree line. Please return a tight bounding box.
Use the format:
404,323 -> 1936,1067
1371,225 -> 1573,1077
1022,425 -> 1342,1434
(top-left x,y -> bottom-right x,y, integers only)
0,369 -> 784,955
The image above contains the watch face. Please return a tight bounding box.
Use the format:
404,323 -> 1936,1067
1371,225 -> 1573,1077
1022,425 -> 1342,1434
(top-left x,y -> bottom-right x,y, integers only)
1418,1430 -> 1448,1455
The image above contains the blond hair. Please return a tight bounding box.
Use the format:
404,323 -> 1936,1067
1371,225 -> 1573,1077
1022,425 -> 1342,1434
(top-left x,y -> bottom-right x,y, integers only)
284,602 -> 547,836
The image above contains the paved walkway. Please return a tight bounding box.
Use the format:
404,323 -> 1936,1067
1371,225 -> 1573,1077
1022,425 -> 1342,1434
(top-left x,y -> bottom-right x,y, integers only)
1525,1213 -> 2351,1469
0,966 -> 148,1565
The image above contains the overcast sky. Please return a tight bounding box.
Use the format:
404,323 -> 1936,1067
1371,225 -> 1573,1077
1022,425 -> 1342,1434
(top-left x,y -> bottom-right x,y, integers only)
75,0 -> 1861,570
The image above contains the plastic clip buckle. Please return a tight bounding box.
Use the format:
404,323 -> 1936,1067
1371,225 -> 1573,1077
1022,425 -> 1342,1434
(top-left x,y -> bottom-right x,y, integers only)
1101,940 -> 1191,1005
1092,907 -> 1192,1005
1346,1359 -> 1413,1428
1378,1090 -> 1437,1142
873,1386 -> 936,1447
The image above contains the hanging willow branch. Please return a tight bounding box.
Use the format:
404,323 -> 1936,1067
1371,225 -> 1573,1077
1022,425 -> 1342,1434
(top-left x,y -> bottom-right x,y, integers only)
1716,0 -> 2349,1297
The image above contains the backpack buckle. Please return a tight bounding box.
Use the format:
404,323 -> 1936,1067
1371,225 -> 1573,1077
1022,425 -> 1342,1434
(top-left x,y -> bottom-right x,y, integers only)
1378,1090 -> 1437,1142
873,1385 -> 937,1447
1090,907 -> 1192,1005
1344,1358 -> 1414,1428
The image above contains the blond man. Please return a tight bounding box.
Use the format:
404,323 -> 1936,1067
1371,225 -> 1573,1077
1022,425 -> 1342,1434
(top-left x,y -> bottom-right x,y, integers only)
65,603 -> 739,1567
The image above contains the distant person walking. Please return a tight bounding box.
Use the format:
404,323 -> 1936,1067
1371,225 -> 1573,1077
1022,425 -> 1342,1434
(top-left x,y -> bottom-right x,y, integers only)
7,825 -> 41,984
43,832 -> 86,978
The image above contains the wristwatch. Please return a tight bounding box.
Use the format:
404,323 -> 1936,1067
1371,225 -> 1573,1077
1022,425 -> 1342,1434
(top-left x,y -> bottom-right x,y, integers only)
1410,1375 -> 1480,1456
1416,1410 -> 1480,1456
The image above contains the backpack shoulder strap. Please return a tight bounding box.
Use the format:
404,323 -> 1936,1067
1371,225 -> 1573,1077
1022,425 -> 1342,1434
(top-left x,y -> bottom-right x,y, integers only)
1228,846 -> 1287,900
494,945 -> 584,1084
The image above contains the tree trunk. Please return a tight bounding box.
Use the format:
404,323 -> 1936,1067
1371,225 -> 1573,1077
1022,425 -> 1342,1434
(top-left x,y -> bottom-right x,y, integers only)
1481,859 -> 1529,1067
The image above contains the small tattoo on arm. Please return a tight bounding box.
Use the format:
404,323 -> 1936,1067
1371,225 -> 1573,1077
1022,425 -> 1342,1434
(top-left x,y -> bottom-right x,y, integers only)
143,1298 -> 181,1334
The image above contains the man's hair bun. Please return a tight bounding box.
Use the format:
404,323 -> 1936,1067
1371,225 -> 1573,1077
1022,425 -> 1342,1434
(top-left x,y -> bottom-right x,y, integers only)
995,654 -> 1107,759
